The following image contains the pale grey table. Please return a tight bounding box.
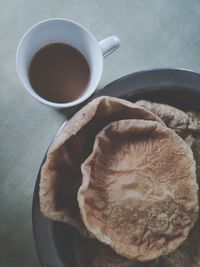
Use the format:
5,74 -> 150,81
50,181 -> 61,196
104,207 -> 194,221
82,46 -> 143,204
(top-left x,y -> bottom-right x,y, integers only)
1,1 -> 200,266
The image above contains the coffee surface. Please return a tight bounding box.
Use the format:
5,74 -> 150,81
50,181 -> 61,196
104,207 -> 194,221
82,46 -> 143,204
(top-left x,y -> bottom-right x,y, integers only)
29,43 -> 90,103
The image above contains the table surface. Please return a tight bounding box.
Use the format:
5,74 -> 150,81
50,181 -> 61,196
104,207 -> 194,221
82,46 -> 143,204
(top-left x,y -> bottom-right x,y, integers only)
1,0 -> 200,266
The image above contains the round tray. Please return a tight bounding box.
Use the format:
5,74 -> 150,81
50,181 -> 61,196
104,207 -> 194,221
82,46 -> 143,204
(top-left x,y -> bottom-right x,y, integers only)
32,68 -> 200,267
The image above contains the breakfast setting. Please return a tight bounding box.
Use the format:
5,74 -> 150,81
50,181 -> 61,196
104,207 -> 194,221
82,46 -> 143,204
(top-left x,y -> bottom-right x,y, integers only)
2,1 -> 200,267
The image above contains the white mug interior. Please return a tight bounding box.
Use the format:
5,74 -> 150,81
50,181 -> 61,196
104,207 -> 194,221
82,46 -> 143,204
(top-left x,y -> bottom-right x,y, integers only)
16,19 -> 103,108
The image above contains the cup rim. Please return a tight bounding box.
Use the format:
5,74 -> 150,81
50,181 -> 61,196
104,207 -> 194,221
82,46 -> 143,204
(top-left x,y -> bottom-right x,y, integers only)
16,18 -> 103,109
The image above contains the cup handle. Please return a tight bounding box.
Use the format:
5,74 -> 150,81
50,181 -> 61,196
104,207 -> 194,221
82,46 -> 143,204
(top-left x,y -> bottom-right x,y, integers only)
98,36 -> 121,58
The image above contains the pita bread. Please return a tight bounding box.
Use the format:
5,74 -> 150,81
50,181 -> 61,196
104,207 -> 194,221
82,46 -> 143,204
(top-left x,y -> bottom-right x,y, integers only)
160,214 -> 200,267
39,96 -> 162,234
124,102 -> 200,265
135,100 -> 200,133
159,136 -> 200,267
78,119 -> 198,261
185,135 -> 200,183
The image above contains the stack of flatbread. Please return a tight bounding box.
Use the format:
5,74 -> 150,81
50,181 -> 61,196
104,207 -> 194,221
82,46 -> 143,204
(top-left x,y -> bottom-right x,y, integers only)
39,96 -> 200,267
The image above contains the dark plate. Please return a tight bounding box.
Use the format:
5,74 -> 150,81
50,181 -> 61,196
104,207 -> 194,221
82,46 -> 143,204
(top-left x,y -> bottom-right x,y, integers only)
32,68 -> 200,267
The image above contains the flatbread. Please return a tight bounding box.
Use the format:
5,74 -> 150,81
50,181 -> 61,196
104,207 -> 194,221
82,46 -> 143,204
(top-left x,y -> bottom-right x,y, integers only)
159,135 -> 200,267
185,135 -> 200,184
123,101 -> 200,265
135,100 -> 200,133
78,119 -> 198,261
39,96 -> 162,235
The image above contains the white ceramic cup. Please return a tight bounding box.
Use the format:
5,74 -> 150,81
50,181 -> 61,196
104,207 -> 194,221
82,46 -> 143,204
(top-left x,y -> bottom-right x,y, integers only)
16,18 -> 120,108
